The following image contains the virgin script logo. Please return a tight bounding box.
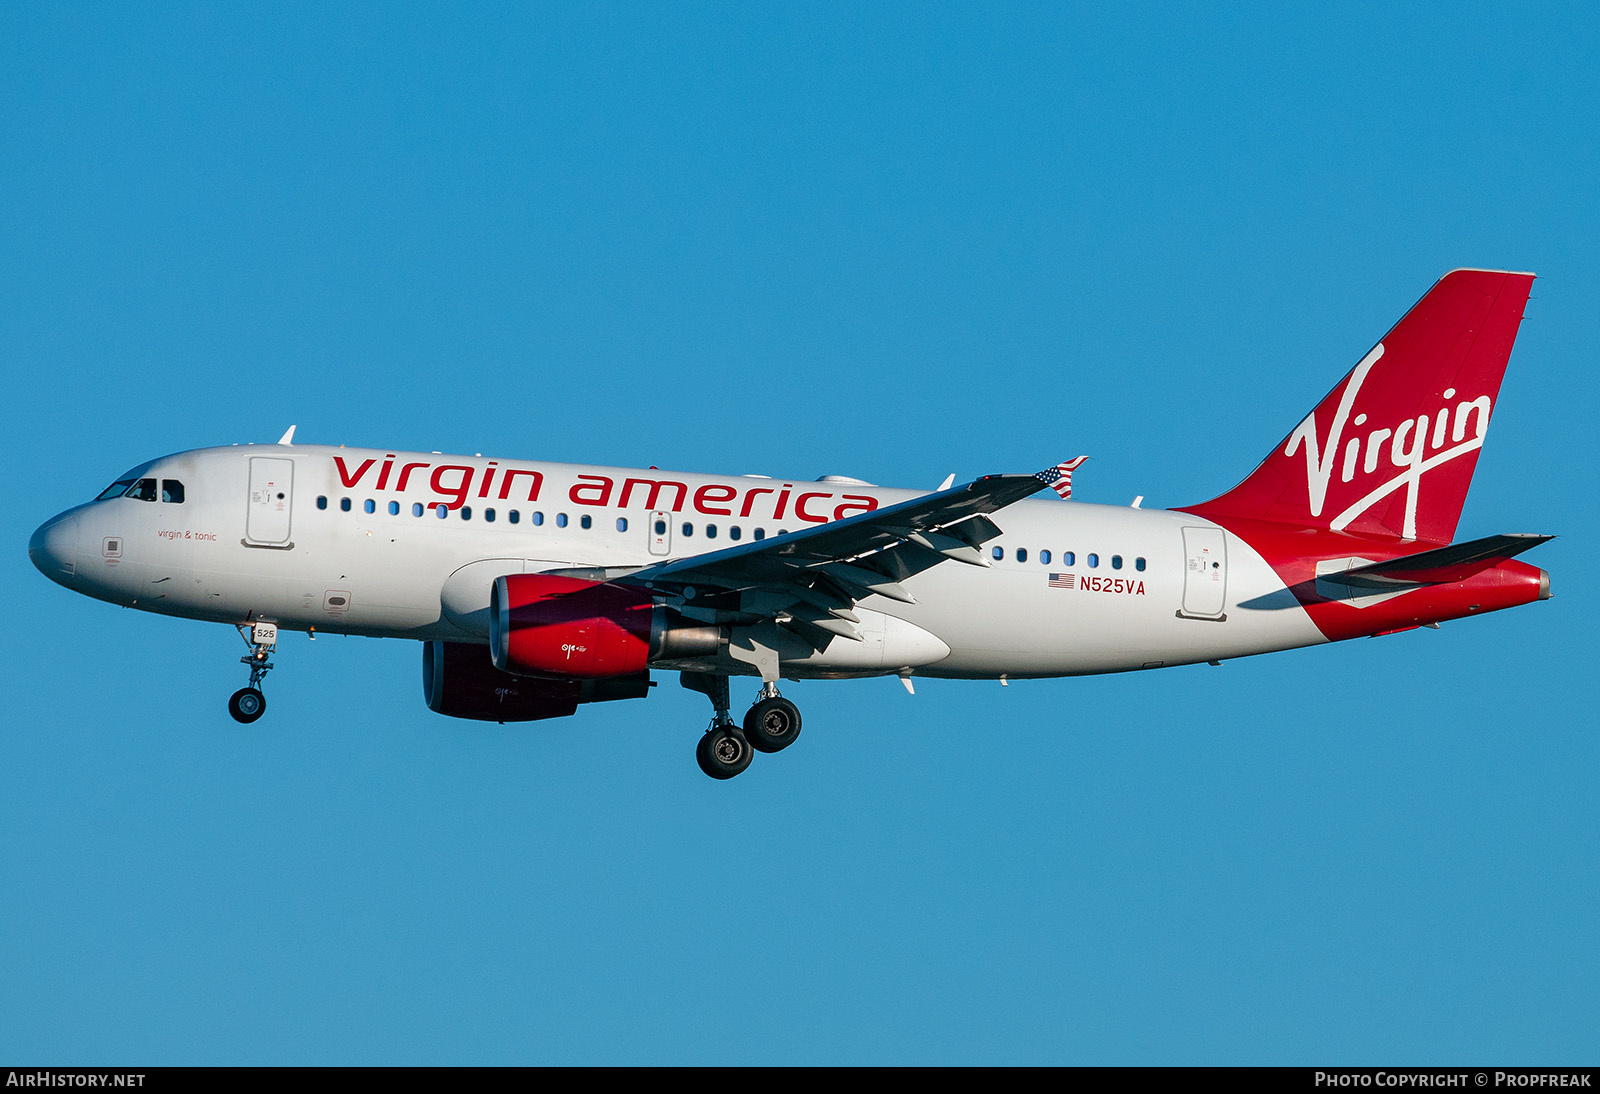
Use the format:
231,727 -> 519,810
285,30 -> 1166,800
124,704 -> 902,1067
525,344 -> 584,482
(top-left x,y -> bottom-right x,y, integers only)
1283,344 -> 1492,539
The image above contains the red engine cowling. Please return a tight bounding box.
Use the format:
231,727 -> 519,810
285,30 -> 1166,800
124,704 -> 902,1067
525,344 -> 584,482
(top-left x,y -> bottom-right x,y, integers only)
490,574 -> 720,679
423,641 -> 651,722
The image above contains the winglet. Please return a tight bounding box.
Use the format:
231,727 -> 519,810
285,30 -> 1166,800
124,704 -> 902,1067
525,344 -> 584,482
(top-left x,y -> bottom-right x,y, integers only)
277,425 -> 297,446
1034,456 -> 1088,500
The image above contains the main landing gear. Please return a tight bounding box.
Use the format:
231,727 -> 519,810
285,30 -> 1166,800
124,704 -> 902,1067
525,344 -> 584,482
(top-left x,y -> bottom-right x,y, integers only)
228,621 -> 278,724
683,674 -> 803,780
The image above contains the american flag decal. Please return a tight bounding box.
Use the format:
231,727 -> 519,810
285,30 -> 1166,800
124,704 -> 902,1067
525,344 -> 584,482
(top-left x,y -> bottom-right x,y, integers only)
1048,573 -> 1076,589
1034,456 -> 1089,500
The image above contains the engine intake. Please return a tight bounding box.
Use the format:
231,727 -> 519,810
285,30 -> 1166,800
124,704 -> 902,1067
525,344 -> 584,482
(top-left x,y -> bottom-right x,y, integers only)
490,574 -> 721,678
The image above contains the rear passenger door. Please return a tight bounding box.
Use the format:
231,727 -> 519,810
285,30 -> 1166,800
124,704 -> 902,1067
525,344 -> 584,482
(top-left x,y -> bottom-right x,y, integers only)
1178,526 -> 1227,620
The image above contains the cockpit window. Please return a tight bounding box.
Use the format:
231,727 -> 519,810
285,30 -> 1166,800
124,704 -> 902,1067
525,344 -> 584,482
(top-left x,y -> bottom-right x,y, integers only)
162,480 -> 185,503
97,478 -> 137,501
124,478 -> 159,502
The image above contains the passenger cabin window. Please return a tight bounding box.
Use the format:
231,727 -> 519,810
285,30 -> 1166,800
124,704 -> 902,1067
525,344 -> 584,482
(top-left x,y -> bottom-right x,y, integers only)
340,498 -> 352,512
161,480 -> 184,503
1040,549 -> 1051,565
364,499 -> 375,514
580,515 -> 591,530
508,510 -> 520,524
388,501 -> 400,516
317,496 -> 328,510
125,478 -> 158,502
1088,553 -> 1099,568
1135,557 -> 1146,571
617,518 -> 629,533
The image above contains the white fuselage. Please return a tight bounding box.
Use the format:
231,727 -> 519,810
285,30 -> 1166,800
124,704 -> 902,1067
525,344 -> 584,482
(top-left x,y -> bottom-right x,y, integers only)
31,443 -> 1329,680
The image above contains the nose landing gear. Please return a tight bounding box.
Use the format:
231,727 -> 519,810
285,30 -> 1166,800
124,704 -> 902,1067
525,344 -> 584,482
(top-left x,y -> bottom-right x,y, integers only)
229,621 -> 277,724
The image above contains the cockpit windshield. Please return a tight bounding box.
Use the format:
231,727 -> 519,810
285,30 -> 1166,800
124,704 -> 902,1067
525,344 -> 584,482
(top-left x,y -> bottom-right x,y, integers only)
94,474 -> 185,503
96,478 -> 137,501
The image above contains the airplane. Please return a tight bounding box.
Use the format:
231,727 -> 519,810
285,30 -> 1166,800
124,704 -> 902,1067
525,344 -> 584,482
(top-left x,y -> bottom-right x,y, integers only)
29,268 -> 1552,779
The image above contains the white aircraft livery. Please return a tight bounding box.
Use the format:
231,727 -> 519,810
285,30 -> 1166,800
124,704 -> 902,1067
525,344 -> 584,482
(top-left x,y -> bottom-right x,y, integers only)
30,269 -> 1552,778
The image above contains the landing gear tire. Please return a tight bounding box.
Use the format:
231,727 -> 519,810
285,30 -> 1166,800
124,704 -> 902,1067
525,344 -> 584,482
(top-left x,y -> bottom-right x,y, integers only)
697,725 -> 754,780
229,687 -> 266,724
744,696 -> 802,753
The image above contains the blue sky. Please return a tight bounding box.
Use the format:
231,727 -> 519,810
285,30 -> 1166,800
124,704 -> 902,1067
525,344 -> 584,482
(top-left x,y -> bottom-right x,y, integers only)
3,4 -> 1596,1064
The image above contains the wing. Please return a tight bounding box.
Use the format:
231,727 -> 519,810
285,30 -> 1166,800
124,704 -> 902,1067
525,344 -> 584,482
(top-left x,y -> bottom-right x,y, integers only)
611,468 -> 1060,647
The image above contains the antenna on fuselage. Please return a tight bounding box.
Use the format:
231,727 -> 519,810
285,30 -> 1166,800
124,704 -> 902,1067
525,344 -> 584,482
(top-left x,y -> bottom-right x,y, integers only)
277,425 -> 297,446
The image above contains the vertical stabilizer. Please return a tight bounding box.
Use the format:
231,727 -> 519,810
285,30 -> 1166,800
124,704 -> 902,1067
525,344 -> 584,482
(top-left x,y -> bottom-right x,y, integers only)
1181,269 -> 1534,543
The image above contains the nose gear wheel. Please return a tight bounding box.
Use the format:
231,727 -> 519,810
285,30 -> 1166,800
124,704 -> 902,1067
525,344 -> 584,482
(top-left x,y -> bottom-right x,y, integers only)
229,687 -> 266,723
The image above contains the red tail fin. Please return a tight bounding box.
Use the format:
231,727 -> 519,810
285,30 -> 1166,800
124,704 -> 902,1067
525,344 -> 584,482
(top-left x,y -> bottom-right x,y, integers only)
1182,269 -> 1535,543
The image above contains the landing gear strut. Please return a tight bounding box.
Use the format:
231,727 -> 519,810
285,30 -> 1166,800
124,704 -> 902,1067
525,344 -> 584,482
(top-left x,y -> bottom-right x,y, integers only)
229,621 -> 277,724
681,673 -> 802,779
683,672 -> 751,779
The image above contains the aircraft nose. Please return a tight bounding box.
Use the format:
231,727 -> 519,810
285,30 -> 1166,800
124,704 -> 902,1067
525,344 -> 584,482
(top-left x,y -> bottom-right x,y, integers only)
29,511 -> 80,584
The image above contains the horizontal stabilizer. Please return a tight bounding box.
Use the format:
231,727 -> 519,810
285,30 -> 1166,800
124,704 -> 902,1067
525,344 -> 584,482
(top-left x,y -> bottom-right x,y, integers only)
1333,533 -> 1553,590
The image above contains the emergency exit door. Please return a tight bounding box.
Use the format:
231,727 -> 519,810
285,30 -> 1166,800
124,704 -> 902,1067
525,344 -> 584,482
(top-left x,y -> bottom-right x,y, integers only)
648,511 -> 671,556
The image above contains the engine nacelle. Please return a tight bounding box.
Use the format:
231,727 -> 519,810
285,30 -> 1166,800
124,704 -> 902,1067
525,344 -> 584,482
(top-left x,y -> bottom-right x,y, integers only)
423,640 -> 651,722
489,574 -> 721,678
